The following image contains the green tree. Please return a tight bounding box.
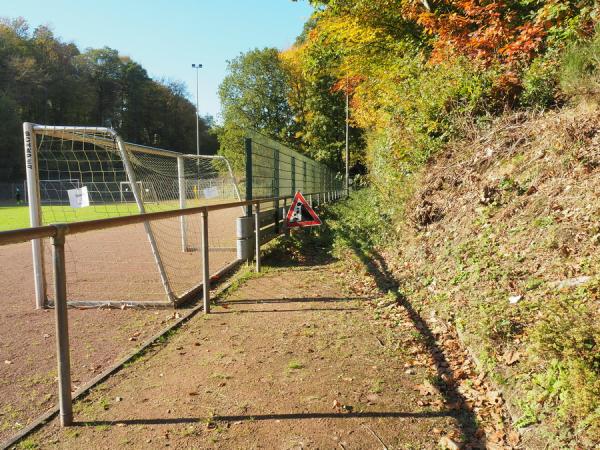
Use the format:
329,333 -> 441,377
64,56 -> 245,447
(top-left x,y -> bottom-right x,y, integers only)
218,47 -> 294,168
0,17 -> 218,180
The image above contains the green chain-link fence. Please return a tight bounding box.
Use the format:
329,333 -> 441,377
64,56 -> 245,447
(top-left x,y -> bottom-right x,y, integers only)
243,133 -> 343,202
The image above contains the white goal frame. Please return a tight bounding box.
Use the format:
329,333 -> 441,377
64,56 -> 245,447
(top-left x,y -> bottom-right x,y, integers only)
23,123 -> 241,309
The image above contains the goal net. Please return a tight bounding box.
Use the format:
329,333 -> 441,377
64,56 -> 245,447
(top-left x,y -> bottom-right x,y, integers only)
23,123 -> 242,308
119,181 -> 158,203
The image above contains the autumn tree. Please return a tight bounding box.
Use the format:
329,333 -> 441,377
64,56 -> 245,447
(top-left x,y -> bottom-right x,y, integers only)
218,48 -> 295,168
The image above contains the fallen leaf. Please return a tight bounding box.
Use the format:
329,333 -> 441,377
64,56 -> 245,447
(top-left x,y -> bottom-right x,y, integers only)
503,349 -> 520,366
439,435 -> 460,450
507,430 -> 520,446
416,380 -> 437,396
486,390 -> 502,405
488,429 -> 505,443
365,393 -> 379,404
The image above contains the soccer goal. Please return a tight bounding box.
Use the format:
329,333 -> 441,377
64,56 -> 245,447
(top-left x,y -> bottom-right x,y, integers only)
119,181 -> 158,203
23,123 -> 242,309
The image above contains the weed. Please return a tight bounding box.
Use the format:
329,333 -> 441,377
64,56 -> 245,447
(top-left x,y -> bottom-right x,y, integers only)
533,216 -> 554,228
525,278 -> 544,291
370,379 -> 385,394
211,373 -> 231,380
16,439 -> 38,450
287,361 -> 304,370
64,428 -> 80,439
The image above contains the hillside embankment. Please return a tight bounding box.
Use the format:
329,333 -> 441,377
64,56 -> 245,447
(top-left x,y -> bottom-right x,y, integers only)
329,103 -> 600,448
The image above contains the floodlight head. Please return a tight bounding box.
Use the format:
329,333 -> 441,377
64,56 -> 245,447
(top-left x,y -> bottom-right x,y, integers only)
192,63 -> 203,68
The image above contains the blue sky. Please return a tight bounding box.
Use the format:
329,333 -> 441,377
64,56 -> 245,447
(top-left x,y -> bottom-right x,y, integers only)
2,0 -> 313,120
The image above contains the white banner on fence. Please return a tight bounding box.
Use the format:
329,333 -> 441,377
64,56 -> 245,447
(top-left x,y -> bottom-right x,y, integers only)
67,186 -> 90,208
203,186 -> 219,199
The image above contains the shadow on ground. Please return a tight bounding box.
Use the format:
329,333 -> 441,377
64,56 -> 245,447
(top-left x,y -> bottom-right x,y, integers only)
74,409 -> 453,428
268,211 -> 484,447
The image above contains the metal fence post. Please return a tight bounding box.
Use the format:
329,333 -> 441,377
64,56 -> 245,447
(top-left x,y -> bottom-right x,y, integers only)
245,138 -> 253,217
303,161 -> 307,193
52,225 -> 73,427
201,208 -> 210,314
254,202 -> 261,273
273,149 -> 280,233
291,157 -> 296,195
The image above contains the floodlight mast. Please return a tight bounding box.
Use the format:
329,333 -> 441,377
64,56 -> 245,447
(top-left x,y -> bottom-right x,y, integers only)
192,63 -> 203,161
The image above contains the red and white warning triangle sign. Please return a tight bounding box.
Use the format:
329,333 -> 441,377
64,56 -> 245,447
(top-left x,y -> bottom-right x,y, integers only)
285,192 -> 322,228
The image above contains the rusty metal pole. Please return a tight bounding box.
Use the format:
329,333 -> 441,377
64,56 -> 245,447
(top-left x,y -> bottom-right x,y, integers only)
52,225 -> 73,426
201,208 -> 210,313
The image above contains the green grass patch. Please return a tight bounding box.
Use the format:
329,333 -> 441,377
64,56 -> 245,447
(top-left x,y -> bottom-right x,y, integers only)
0,198 -> 236,231
287,360 -> 304,370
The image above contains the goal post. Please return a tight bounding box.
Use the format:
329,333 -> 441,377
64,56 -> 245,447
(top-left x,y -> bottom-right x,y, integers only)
113,132 -> 175,304
23,122 -> 46,309
23,123 -> 241,309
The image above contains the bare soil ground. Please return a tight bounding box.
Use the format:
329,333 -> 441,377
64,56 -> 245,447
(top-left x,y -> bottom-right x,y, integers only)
0,208 -> 240,443
22,260 -> 466,449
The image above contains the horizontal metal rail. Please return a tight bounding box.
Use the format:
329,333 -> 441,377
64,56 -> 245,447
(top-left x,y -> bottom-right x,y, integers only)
0,191 -> 336,247
0,188 -> 343,435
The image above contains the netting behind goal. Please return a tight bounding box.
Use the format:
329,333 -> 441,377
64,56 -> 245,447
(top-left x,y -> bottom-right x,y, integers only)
24,124 -> 241,307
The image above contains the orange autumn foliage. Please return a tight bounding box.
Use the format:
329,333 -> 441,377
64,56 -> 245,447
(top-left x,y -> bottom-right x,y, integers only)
407,0 -> 548,66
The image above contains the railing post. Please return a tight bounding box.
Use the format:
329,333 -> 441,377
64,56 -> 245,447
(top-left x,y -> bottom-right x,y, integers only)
245,138 -> 253,217
52,225 -> 73,427
254,202 -> 261,273
201,208 -> 210,314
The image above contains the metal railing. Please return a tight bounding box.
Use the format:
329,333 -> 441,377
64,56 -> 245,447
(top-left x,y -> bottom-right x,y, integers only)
0,189 -> 343,429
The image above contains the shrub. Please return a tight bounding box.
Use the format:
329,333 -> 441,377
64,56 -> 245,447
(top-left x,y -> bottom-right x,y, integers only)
560,29 -> 600,99
527,283 -> 600,436
521,54 -> 561,108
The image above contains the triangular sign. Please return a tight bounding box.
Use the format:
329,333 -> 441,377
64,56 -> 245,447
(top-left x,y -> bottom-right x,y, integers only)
285,192 -> 322,228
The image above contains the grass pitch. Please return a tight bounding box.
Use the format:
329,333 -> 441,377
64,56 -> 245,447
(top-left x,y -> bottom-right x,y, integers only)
0,205 -> 137,231
0,199 -> 241,232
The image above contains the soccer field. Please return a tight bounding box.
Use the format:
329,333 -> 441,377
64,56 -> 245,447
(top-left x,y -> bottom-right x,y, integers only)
0,199 -> 240,232
0,204 -> 143,231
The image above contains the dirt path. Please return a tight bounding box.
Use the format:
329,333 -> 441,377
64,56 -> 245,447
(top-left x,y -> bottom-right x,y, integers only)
25,261 -> 463,449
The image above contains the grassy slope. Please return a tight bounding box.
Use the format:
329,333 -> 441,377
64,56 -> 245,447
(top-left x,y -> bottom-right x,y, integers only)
330,104 -> 600,448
